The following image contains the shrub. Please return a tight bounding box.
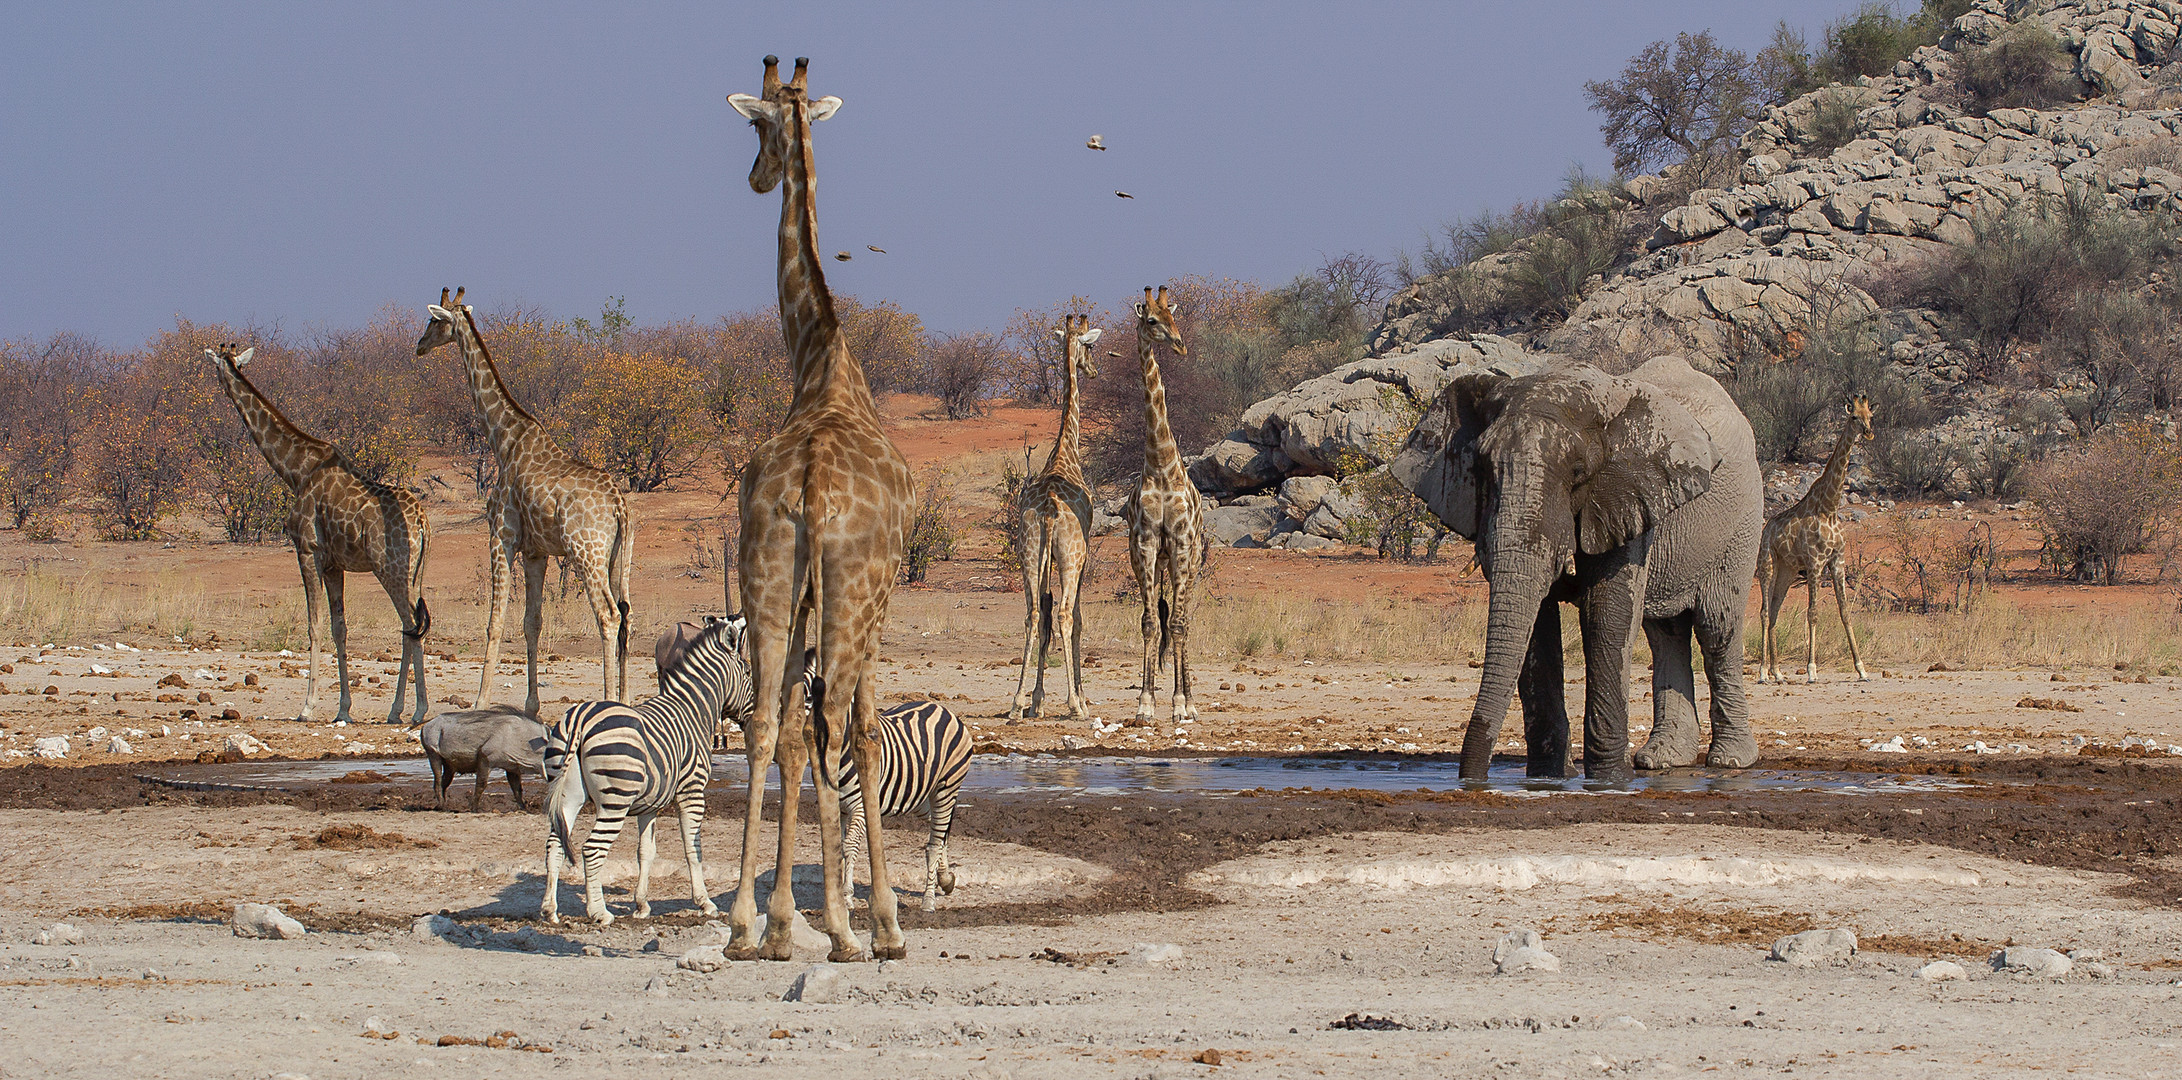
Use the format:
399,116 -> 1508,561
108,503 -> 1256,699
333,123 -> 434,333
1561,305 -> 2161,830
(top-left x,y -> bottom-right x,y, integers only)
1804,89 -> 1864,155
2028,422 -> 2182,584
197,426 -> 290,542
985,454 -> 1030,586
901,467 -> 959,585
918,331 -> 1012,420
568,349 -> 714,492
0,333 -> 97,530
2038,287 -> 2175,436
82,354 -> 206,539
1961,22 -> 2072,114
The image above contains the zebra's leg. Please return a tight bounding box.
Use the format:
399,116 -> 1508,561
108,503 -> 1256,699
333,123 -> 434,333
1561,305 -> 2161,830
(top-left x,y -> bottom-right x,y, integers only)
632,812 -> 657,919
841,792 -> 864,909
541,769 -> 585,924
921,801 -> 941,912
582,794 -> 631,926
677,791 -> 719,916
932,775 -> 961,898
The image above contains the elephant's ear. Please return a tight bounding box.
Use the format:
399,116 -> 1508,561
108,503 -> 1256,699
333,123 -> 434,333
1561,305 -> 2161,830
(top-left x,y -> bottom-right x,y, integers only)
1573,385 -> 1718,555
1392,371 -> 1506,540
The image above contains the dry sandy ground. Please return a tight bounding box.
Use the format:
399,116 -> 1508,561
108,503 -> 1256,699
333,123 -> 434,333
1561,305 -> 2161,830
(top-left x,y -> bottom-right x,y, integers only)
2,813 -> 2179,1079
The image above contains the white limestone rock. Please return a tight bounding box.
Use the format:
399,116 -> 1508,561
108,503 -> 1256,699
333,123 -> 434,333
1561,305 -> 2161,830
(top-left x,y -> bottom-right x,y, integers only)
1914,960 -> 1967,982
1993,946 -> 2072,977
1770,928 -> 1858,967
785,964 -> 842,1003
232,902 -> 306,940
31,922 -> 84,946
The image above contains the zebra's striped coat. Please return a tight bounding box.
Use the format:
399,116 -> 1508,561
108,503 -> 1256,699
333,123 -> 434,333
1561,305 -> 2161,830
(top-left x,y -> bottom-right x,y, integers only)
804,650 -> 970,911
542,614 -> 746,925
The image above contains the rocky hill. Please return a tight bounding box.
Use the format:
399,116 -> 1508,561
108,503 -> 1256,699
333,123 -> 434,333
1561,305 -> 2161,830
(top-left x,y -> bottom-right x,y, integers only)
1181,0 -> 2182,549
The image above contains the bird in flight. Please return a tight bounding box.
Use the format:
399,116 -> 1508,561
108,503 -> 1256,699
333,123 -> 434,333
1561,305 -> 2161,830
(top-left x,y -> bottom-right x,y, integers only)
834,251 -> 852,261
1086,134 -> 1107,151
1114,190 -> 1133,199
867,245 -> 886,254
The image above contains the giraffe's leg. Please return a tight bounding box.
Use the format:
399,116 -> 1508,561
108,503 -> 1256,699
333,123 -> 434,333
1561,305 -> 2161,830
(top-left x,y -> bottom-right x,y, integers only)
521,554 -> 548,715
1831,557 -> 1869,680
631,812 -> 657,919
572,549 -> 623,708
1761,560 -> 1793,685
1010,516 -> 1049,719
478,507 -> 514,707
1053,534 -> 1090,721
726,552 -> 797,960
679,792 -> 718,916
1755,555 -> 1775,684
807,714 -> 857,963
848,660 -> 903,960
762,714 -> 810,962
384,575 -> 413,725
1167,539 -> 1199,724
1804,566 -> 1820,684
294,543 -> 325,724
325,569 -> 354,724
1130,523 -> 1160,725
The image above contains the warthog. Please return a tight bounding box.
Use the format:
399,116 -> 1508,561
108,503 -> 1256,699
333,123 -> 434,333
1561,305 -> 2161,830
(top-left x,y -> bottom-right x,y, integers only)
417,706 -> 546,810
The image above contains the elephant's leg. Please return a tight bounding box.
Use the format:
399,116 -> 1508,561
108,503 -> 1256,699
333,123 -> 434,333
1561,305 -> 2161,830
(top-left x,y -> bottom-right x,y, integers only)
1634,612 -> 1702,771
1830,557 -> 1869,681
1516,598 -> 1570,778
1576,551 -> 1646,784
1696,606 -> 1758,768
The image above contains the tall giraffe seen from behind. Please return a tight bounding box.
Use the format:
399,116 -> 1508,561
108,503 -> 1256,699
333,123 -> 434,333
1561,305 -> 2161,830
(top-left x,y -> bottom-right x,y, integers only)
1757,393 -> 1873,683
203,343 -> 432,724
1010,314 -> 1102,721
1123,286 -> 1206,729
416,290 -> 634,710
726,56 -> 916,963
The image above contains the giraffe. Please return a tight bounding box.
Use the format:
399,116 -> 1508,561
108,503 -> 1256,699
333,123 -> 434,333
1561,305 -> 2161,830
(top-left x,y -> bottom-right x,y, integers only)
415,289 -> 634,712
1009,314 -> 1102,721
1122,286 -> 1207,729
1757,393 -> 1874,683
202,342 -> 432,724
725,56 -> 917,963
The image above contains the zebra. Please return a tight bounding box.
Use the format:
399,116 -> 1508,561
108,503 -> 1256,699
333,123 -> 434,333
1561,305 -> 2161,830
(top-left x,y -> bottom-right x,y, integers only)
801,649 -> 971,911
541,613 -> 746,926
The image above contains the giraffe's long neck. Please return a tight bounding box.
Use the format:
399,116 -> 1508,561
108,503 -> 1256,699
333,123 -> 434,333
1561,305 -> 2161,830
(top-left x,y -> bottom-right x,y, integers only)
775,101 -> 866,412
212,360 -> 334,491
1799,423 -> 1860,519
1137,330 -> 1185,484
1043,344 -> 1084,481
453,313 -> 550,468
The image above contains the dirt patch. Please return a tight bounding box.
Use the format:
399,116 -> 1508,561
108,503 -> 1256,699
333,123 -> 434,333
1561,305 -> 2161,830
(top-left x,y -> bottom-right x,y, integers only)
74,901 -> 228,923
292,824 -> 437,851
330,770 -> 398,784
1568,901 -> 1816,947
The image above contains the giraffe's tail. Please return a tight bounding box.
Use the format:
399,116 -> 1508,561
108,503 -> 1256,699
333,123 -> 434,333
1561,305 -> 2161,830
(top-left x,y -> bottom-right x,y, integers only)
405,598 -> 432,641
1157,594 -> 1172,672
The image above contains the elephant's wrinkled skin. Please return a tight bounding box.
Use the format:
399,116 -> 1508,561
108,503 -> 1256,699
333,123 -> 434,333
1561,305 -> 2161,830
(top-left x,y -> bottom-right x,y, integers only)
1392,357 -> 1762,782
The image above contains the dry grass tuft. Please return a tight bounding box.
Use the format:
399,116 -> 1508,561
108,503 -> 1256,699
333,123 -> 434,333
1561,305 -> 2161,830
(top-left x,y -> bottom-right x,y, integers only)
1082,593 -> 1487,663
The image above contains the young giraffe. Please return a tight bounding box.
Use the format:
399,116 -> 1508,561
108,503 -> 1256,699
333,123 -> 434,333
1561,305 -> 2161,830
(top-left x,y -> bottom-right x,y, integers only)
1123,286 -> 1206,729
203,343 -> 432,724
1757,393 -> 1874,683
1009,314 -> 1102,721
415,290 -> 635,711
726,56 -> 916,963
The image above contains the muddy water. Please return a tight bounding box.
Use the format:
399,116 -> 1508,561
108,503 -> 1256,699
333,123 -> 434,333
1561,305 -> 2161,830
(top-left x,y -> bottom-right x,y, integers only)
141,753 -> 1984,797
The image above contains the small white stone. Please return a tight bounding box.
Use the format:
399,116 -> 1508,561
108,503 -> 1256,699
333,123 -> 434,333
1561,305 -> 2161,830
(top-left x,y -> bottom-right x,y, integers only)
1598,1015 -> 1646,1031
1771,928 -> 1858,968
31,922 -> 84,946
232,902 -> 306,940
1125,942 -> 1184,967
104,736 -> 133,754
1492,928 -> 1544,964
1993,946 -> 2071,977
411,914 -> 458,944
31,736 -> 68,759
677,945 -> 729,973
785,964 -> 841,1003
1914,960 -> 1966,982
1496,946 -> 1561,975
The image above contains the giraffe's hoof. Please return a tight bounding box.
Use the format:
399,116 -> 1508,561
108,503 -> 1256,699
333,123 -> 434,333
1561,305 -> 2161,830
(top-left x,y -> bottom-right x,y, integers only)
697,901 -> 720,916
871,943 -> 907,961
723,945 -> 759,962
757,937 -> 795,962
631,904 -> 651,919
1006,706 -> 1026,720
828,946 -> 867,964
588,909 -> 615,927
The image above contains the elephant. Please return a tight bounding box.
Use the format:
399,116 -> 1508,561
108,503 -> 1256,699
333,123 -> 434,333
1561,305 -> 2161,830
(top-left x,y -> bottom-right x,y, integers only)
1390,356 -> 1763,783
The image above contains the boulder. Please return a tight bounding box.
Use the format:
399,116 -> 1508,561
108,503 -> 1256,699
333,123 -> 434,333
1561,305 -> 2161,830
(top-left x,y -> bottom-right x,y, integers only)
1278,475 -> 1338,518
1770,928 -> 1857,967
233,902 -> 306,940
1649,203 -> 1730,248
1203,505 -> 1277,548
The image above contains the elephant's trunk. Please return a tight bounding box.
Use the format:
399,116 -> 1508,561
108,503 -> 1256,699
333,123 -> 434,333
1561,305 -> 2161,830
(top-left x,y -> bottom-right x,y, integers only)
1461,544 -> 1555,780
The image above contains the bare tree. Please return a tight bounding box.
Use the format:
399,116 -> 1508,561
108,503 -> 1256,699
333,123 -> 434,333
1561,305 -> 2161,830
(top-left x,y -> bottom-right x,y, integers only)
1583,31 -> 1760,178
920,331 -> 1011,420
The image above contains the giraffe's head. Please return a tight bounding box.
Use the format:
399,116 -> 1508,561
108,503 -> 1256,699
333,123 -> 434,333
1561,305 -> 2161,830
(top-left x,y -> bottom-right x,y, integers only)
414,287 -> 470,356
1055,314 -> 1103,381
1847,392 -> 1874,442
726,56 -> 841,195
1134,286 -> 1186,356
203,342 -> 255,371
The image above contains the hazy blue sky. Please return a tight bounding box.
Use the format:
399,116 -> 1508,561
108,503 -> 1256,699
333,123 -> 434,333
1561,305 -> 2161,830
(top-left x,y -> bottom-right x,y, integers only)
3,2 -> 1873,347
